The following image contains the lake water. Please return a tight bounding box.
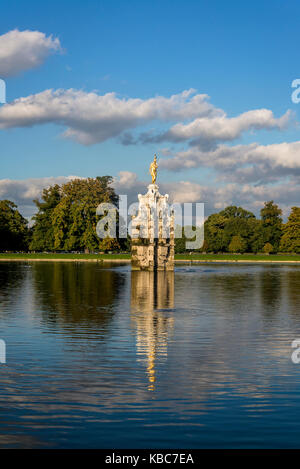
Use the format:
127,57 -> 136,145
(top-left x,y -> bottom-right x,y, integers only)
0,261 -> 300,448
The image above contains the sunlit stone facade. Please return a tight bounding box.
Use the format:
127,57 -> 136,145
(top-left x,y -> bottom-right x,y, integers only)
131,183 -> 174,271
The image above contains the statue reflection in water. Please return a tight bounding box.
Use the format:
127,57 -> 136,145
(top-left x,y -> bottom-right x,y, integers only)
131,271 -> 174,391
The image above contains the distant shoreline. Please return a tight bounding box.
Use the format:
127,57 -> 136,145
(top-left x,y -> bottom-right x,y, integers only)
1,254 -> 300,264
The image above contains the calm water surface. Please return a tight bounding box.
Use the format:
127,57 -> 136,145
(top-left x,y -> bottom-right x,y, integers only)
0,261 -> 300,448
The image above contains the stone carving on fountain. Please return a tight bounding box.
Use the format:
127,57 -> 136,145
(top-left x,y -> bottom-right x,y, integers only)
131,156 -> 174,271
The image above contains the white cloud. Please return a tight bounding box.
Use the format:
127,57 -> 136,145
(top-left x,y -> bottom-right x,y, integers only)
0,172 -> 299,221
160,141 -> 300,184
161,109 -> 292,145
115,171 -> 140,189
114,172 -> 299,218
0,89 -> 221,144
0,176 -> 79,218
0,29 -> 61,78
0,84 -> 293,161
0,82 -> 298,211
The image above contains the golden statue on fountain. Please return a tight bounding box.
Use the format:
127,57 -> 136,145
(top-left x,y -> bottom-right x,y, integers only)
149,154 -> 158,184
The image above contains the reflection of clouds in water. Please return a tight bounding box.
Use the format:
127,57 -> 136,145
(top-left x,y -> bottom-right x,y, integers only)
168,265 -> 300,410
131,271 -> 174,391
0,433 -> 46,449
1,264 -> 300,447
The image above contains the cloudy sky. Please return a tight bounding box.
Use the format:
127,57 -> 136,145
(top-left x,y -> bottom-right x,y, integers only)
1,0 -> 300,219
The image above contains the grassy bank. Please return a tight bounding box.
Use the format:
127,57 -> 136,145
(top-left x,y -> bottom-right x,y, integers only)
175,253 -> 300,262
0,253 -> 131,260
0,252 -> 300,263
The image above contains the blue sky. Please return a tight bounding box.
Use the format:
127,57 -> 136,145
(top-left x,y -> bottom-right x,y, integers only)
1,0 -> 300,217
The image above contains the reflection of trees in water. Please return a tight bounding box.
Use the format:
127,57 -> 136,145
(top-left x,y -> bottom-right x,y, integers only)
175,269 -> 256,318
32,262 -> 125,332
208,272 -> 254,302
284,268 -> 300,318
258,267 -> 282,315
165,267 -> 300,407
175,266 -> 295,320
131,271 -> 174,391
0,263 -> 27,317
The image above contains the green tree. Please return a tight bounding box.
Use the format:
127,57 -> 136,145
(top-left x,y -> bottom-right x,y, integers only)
200,239 -> 209,253
174,225 -> 186,253
204,213 -> 228,252
204,204 -> 284,254
260,201 -> 282,252
174,225 -> 204,253
174,225 -> 193,253
0,200 -> 29,251
228,235 -> 246,253
205,206 -> 256,253
280,207 -> 300,253
31,176 -> 120,252
219,206 -> 255,220
30,185 -> 61,251
249,219 -> 264,253
221,206 -> 255,252
263,242 -> 273,254
99,238 -> 120,252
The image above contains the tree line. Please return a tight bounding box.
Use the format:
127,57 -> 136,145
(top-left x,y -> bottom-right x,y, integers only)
0,176 -> 126,253
0,176 -> 299,254
176,202 -> 300,254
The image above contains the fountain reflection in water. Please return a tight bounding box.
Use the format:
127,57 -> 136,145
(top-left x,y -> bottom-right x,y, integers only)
130,271 -> 174,391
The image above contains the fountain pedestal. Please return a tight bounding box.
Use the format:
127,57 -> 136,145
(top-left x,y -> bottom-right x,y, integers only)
131,184 -> 174,271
